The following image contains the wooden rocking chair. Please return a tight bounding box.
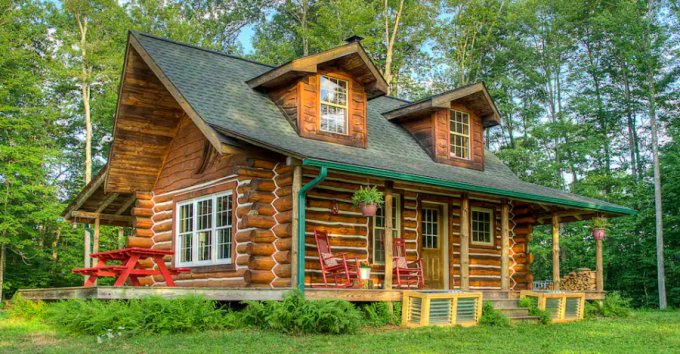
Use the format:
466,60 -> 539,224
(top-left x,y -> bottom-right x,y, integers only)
393,237 -> 425,289
314,230 -> 362,288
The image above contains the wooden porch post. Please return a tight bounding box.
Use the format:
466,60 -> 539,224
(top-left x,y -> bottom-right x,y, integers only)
92,216 -> 100,267
117,227 -> 125,249
290,163 -> 302,288
500,201 -> 510,290
84,227 -> 91,268
384,183 -> 394,289
596,238 -> 604,292
552,214 -> 560,290
460,193 -> 470,290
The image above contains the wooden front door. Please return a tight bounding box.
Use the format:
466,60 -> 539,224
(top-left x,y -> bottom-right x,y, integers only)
421,205 -> 445,289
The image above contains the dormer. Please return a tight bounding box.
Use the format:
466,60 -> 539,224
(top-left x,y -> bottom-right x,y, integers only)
382,83 -> 500,171
248,37 -> 388,148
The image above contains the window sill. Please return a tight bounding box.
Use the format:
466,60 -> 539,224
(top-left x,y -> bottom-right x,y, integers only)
177,263 -> 235,273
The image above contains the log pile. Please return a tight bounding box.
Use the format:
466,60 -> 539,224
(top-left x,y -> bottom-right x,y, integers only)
561,268 -> 596,291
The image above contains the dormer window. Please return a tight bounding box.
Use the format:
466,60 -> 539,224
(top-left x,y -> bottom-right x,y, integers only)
319,75 -> 348,135
449,110 -> 470,159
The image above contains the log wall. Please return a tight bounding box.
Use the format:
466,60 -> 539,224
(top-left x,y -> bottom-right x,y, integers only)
130,119 -> 293,288
302,169 -> 532,290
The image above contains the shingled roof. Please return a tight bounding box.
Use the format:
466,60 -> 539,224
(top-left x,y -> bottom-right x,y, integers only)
130,31 -> 633,216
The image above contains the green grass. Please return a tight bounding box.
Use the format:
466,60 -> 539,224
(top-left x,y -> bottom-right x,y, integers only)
1,310 -> 678,353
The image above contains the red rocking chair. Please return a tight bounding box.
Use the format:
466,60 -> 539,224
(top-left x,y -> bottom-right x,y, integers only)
393,237 -> 425,289
314,230 -> 362,288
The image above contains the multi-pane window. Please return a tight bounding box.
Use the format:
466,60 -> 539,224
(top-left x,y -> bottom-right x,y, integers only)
176,192 -> 233,267
319,75 -> 348,135
449,110 -> 471,159
421,207 -> 439,249
471,207 -> 494,245
373,195 -> 400,264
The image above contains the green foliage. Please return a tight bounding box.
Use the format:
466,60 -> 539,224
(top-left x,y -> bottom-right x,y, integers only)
7,293 -> 46,319
518,297 -> 551,325
351,186 -> 384,208
590,217 -> 609,229
479,301 -> 510,327
585,293 -> 632,319
41,296 -> 238,335
241,290 -> 362,335
358,302 -> 401,327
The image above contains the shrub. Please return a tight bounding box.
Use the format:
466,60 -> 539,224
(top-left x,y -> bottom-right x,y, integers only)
241,290 -> 362,335
43,295 -> 239,335
359,302 -> 401,327
518,297 -> 551,325
585,292 -> 631,319
480,301 -> 510,327
8,293 -> 46,319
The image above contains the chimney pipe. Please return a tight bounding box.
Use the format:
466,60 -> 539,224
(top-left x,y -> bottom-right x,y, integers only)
344,35 -> 364,44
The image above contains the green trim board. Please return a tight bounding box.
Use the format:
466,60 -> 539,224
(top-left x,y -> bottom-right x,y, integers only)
297,166 -> 328,294
302,159 -> 635,216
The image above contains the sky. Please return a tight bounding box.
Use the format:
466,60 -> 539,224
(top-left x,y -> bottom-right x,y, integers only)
237,24 -> 256,54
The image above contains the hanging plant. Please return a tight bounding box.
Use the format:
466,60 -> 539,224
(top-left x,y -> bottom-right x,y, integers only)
590,217 -> 608,240
352,186 -> 384,217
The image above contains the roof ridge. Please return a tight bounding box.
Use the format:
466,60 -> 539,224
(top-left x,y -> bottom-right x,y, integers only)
129,30 -> 276,69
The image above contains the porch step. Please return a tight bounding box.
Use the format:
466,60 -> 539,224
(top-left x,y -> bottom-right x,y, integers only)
509,315 -> 543,324
487,299 -> 542,323
486,299 -> 519,309
481,291 -> 519,300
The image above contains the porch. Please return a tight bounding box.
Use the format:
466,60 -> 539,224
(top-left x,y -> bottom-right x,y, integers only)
16,286 -> 605,302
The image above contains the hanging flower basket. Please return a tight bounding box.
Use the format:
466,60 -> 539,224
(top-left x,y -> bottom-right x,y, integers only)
359,202 -> 378,217
352,186 -> 384,217
592,228 -> 605,240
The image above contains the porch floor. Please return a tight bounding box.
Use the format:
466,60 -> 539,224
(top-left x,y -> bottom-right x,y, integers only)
16,286 -> 605,302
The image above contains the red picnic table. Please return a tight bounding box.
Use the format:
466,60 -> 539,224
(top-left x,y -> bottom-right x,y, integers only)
72,248 -> 190,287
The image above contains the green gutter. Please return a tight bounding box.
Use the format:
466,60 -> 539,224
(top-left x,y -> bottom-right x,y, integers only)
302,159 -> 635,216
297,166 -> 328,295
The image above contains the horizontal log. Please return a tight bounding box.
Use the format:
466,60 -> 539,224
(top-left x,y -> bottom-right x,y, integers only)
274,164 -> 293,175
275,186 -> 292,198
250,270 -> 275,284
249,256 -> 276,270
273,196 -> 293,212
175,278 -> 250,288
305,224 -> 368,236
133,218 -> 153,229
273,251 -> 291,264
272,224 -> 292,238
135,191 -> 153,200
236,206 -> 251,219
127,236 -> 153,248
275,210 -> 292,224
135,228 -> 154,238
240,214 -> 276,229
252,203 -> 276,216
236,243 -> 249,254
154,232 -> 172,243
238,167 -> 274,179
251,179 -> 276,192
241,190 -> 275,204
304,236 -> 367,249
275,173 -> 293,187
236,254 -> 250,266
271,278 -> 292,288
152,221 -> 172,233
248,158 -> 276,170
248,243 -> 276,256
273,264 -> 291,278
275,237 -> 292,251
153,202 -> 173,212
514,215 -> 537,224
132,207 -> 153,217
306,210 -> 366,224
136,199 -> 154,209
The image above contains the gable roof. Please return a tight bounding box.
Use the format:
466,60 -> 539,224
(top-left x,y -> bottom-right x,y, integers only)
129,31 -> 634,216
247,41 -> 388,99
382,82 -> 501,128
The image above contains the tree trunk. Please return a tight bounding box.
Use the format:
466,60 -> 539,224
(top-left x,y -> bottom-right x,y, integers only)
383,0 -> 404,94
622,66 -> 641,180
646,0 -> 666,310
76,11 -> 92,184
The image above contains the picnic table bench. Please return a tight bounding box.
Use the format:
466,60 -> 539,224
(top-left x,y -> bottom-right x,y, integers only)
72,248 -> 190,287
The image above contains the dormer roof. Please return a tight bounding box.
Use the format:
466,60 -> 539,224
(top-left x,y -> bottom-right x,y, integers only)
247,42 -> 388,99
382,82 -> 501,128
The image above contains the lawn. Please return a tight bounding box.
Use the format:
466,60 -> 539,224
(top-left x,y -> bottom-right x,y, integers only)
0,310 -> 678,353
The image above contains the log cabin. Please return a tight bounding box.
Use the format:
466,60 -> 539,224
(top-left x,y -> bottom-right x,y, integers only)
23,31 -> 634,304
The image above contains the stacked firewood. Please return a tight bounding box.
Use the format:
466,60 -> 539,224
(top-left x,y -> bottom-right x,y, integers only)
561,268 -> 596,291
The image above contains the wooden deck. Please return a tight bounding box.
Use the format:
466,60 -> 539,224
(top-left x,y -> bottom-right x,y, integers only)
16,286 -> 605,302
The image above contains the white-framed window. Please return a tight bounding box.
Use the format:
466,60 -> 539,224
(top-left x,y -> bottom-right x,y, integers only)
450,109 -> 471,159
373,194 -> 400,264
319,75 -> 348,135
471,207 -> 494,246
176,191 -> 233,267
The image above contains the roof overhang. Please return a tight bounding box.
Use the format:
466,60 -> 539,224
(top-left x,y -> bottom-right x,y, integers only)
246,42 -> 388,99
382,82 -> 502,128
302,158 -> 635,216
